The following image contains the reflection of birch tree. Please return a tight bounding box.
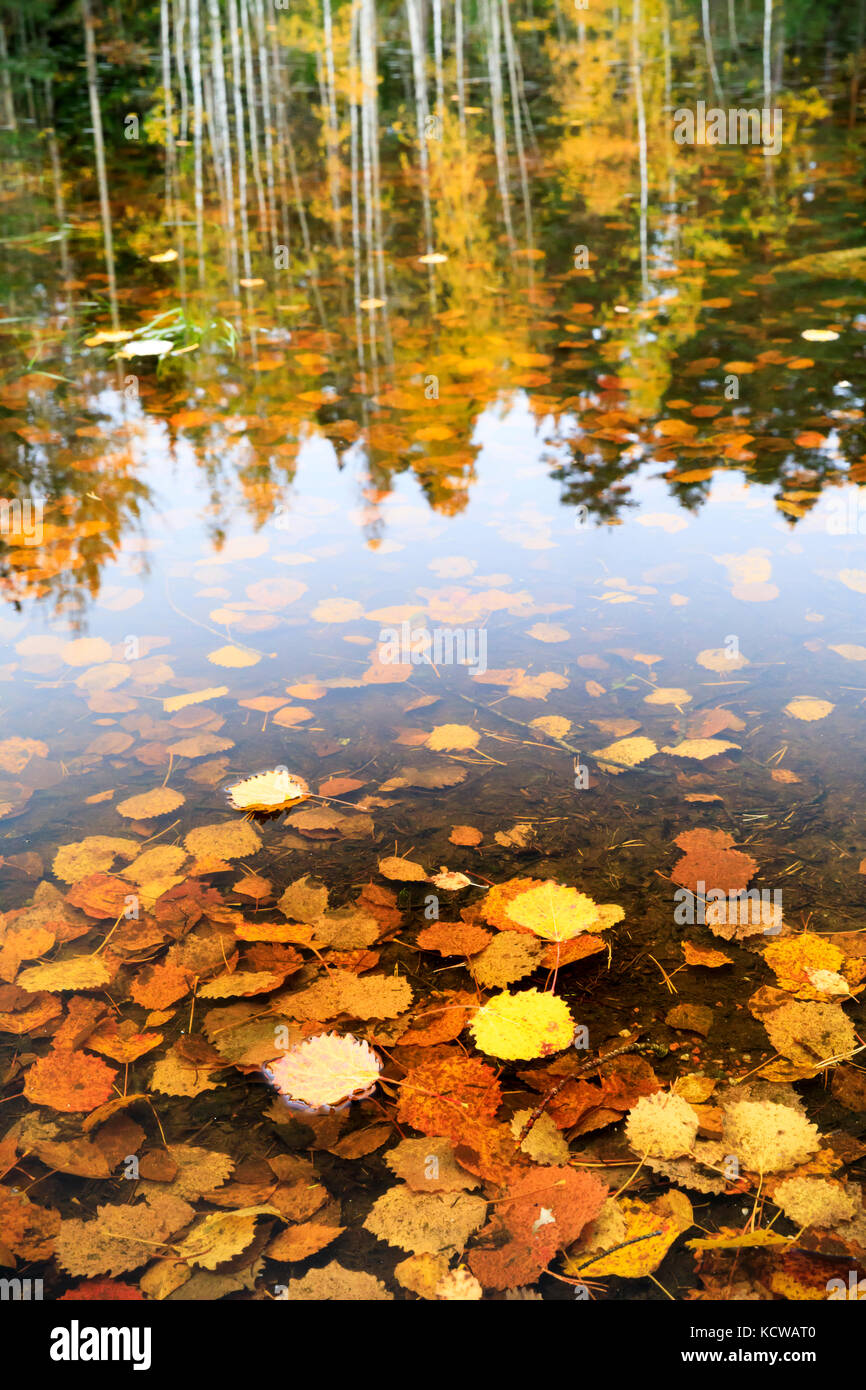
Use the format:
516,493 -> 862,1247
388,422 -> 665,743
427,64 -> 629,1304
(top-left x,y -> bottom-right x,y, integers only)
81,0 -> 118,330
764,0 -> 773,106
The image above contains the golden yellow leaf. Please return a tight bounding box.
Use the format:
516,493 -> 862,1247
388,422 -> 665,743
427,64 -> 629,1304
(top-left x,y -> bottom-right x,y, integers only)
175,1208 -> 277,1269
272,706 -> 314,728
504,881 -> 614,941
784,697 -> 834,721
829,644 -> 866,661
595,736 -> 658,768
17,956 -> 113,993
53,836 -> 138,884
184,821 -> 262,860
62,638 -> 113,667
526,623 -> 570,643
469,988 -> 573,1060
661,739 -> 740,760
311,598 -> 364,623
426,724 -> 480,752
163,687 -> 228,712
568,1196 -> 687,1278
644,688 -> 691,705
687,1228 -> 791,1252
116,787 -> 185,819
696,647 -> 750,673
0,738 -> 48,774
763,934 -> 845,994
530,716 -> 572,738
207,645 -> 261,668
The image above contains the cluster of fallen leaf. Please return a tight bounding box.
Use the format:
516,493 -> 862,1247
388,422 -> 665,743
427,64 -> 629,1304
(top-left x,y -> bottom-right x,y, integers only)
1,815 -> 865,1302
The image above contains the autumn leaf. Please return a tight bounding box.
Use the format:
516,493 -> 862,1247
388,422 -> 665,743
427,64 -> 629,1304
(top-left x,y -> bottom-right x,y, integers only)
568,1194 -> 689,1278
364,1186 -> 487,1254
263,1033 -> 382,1110
174,1207 -> 277,1269
722,1100 -> 821,1173
594,735 -> 658,769
784,697 -> 835,722
226,769 -> 310,813
426,724 -> 480,752
24,1049 -> 118,1113
662,739 -> 740,760
448,824 -> 483,846
416,922 -> 492,956
469,988 -> 574,1060
378,855 -> 428,881
398,1053 -> 502,1144
503,881 -> 621,942
625,1091 -> 698,1158
16,955 -> 113,993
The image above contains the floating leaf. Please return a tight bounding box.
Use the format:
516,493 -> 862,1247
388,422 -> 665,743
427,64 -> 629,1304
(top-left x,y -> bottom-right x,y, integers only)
264,1033 -> 382,1111
226,769 -> 309,813
469,989 -> 574,1060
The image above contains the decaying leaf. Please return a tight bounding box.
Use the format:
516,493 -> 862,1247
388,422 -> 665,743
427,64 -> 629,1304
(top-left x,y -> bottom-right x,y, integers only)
625,1091 -> 699,1158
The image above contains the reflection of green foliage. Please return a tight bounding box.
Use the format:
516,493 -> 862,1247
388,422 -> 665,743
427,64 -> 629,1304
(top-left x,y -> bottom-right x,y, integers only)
117,306 -> 237,362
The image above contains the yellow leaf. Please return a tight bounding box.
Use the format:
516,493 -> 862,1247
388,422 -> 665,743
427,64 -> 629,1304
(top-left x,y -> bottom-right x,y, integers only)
311,598 -> 364,623
838,570 -> 866,594
264,1032 -> 381,1109
530,716 -> 572,739
644,688 -> 691,706
568,1197 -> 686,1278
784,697 -> 834,722
595,736 -> 658,768
116,787 -> 185,820
661,739 -> 740,760
687,1228 -> 791,1252
696,646 -> 750,673
829,645 -> 866,662
207,645 -> 261,668
469,988 -> 574,1060
184,821 -> 262,860
526,623 -> 570,643
426,724 -> 480,752
505,881 -> 606,941
163,686 -> 228,712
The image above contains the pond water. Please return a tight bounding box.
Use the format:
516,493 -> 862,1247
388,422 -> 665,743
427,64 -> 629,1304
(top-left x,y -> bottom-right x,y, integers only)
1,1 -> 865,1304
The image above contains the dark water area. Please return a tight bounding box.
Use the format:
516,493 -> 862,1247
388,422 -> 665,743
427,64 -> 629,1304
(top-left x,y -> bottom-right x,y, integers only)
0,0 -> 865,1308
